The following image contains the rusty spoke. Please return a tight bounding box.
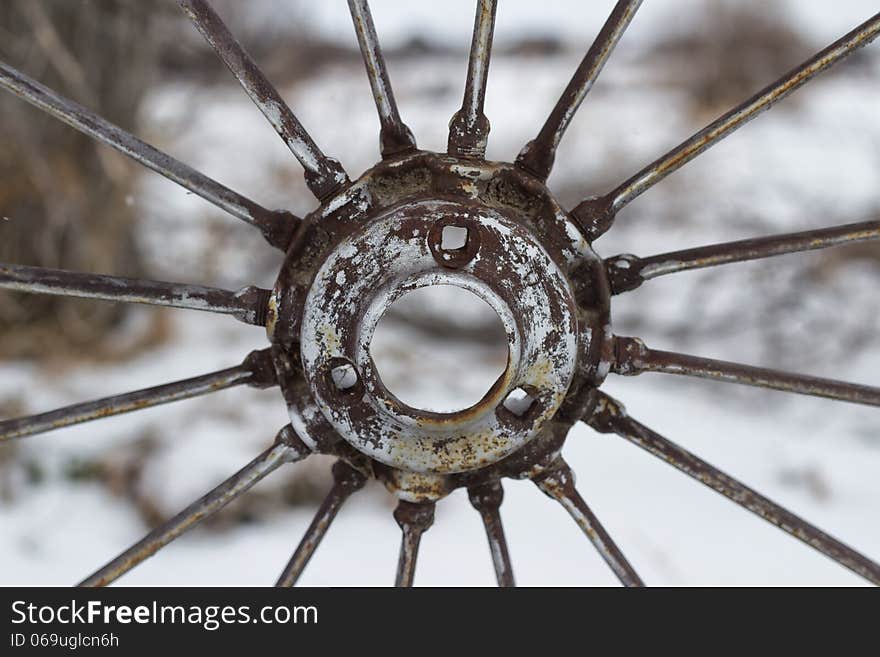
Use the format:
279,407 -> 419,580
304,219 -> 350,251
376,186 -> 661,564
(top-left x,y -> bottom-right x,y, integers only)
2,2 -> 873,588
393,500 -> 435,587
178,0 -> 349,200
606,218 -> 880,294
275,461 -> 367,587
348,0 -> 416,158
448,0 -> 498,159
0,61 -> 294,251
516,0 -> 641,179
573,12 -> 880,239
0,263 -> 269,325
0,350 -> 276,442
79,426 -> 310,587
468,481 -> 515,587
587,393 -> 880,584
612,336 -> 880,408
534,458 -> 644,586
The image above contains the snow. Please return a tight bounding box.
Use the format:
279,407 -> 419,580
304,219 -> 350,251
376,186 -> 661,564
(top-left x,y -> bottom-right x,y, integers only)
2,0 -> 879,586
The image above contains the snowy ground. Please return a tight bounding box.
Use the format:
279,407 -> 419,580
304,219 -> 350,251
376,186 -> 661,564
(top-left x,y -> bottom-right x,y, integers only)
2,0 -> 879,585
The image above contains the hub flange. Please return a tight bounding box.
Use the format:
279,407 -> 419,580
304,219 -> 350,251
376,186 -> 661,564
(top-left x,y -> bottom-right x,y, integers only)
269,152 -> 611,488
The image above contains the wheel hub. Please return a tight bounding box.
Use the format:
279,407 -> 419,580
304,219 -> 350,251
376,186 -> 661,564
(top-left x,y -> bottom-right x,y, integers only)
269,152 -> 612,491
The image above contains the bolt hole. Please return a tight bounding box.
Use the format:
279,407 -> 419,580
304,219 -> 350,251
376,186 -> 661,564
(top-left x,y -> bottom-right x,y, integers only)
329,360 -> 359,393
502,387 -> 537,417
440,225 -> 469,251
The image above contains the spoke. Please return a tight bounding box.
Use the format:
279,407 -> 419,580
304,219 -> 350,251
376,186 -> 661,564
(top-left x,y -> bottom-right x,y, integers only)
534,459 -> 643,587
448,0 -> 498,159
606,218 -> 880,294
178,0 -> 348,200
348,0 -> 416,157
0,263 -> 270,325
468,481 -> 515,587
0,61 -> 295,251
79,426 -> 310,586
572,12 -> 880,239
612,336 -> 880,408
516,0 -> 641,179
587,392 -> 880,585
393,500 -> 435,587
0,350 -> 276,442
275,461 -> 367,587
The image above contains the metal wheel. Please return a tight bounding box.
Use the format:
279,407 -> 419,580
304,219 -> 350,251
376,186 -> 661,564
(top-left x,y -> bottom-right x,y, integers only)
1,0 -> 879,587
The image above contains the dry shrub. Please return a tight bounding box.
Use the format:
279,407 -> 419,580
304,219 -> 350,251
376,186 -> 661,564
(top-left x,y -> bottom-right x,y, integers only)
0,1 -> 175,359
650,1 -> 814,117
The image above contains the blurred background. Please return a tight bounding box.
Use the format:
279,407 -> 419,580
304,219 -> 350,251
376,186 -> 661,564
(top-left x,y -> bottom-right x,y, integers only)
1,0 -> 879,585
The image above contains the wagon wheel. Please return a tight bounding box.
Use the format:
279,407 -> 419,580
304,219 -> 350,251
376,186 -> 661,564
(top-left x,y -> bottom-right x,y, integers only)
1,0 -> 879,587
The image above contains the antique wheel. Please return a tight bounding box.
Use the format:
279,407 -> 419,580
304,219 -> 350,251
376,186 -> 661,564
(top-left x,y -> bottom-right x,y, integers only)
1,0 -> 879,587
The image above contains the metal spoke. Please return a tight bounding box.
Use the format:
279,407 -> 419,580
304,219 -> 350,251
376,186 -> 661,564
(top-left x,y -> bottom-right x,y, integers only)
178,0 -> 349,201
534,459 -> 644,587
275,461 -> 367,587
0,60 -> 295,251
572,12 -> 880,239
468,481 -> 515,587
0,350 -> 276,442
79,426 -> 310,587
516,0 -> 641,179
0,263 -> 270,325
606,218 -> 880,294
348,0 -> 416,157
448,0 -> 498,159
612,336 -> 880,407
587,392 -> 880,585
393,500 -> 435,587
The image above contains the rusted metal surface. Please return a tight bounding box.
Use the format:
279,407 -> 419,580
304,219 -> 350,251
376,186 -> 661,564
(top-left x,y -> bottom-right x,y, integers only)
80,426 -> 310,587
276,461 -> 367,587
394,500 -> 435,587
587,393 -> 880,585
348,0 -> 416,157
517,0 -> 641,180
0,350 -> 276,442
272,151 -> 611,482
1,3 -> 878,586
573,12 -> 880,240
534,458 -> 644,586
448,0 -> 498,159
178,0 -> 349,201
0,263 -> 270,325
468,481 -> 515,586
606,218 -> 880,294
613,336 -> 880,407
0,60 -> 295,251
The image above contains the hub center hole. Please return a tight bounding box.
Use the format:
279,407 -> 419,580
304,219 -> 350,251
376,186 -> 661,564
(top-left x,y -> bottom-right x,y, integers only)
371,285 -> 509,413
